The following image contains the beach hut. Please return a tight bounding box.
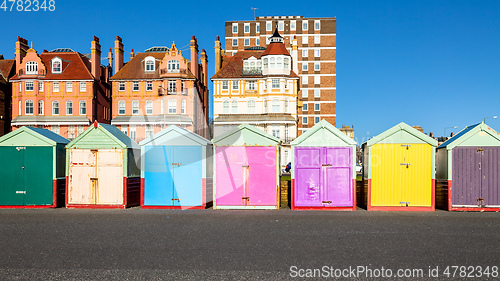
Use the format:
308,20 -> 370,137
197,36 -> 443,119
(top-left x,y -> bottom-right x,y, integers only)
140,125 -> 213,209
213,124 -> 280,209
66,122 -> 140,208
0,127 -> 69,208
436,122 -> 500,211
362,122 -> 438,211
291,120 -> 357,210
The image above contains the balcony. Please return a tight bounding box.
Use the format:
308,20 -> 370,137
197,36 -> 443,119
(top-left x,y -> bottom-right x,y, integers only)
18,69 -> 46,77
242,68 -> 262,76
159,68 -> 189,78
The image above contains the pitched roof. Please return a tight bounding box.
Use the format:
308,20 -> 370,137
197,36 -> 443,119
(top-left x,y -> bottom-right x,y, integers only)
436,123 -> 500,149
0,126 -> 69,145
214,113 -> 296,123
25,126 -> 70,144
139,125 -> 210,146
291,119 -> 357,146
365,122 -> 438,147
261,42 -> 291,56
10,52 -> 94,80
0,59 -> 15,83
110,52 -> 196,80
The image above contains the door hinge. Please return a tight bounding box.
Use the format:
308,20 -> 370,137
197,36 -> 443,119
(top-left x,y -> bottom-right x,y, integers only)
400,163 -> 410,168
477,198 -> 485,207
172,163 -> 182,166
400,201 -> 410,207
172,198 -> 180,201
16,147 -> 26,151
401,144 -> 411,149
477,148 -> 484,152
242,165 -> 249,168
242,197 -> 250,200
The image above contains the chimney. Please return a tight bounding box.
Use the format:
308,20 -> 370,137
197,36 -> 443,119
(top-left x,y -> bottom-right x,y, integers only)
214,35 -> 222,73
130,49 -> 135,60
108,47 -> 113,67
15,36 -> 29,72
200,49 -> 208,87
91,35 -> 101,79
190,36 -> 199,79
292,35 -> 298,73
114,36 -> 124,74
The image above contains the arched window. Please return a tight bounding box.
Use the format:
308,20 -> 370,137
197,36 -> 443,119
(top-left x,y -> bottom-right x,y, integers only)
66,100 -> 73,115
145,57 -> 155,71
146,100 -> 153,115
79,101 -> 86,115
26,61 -> 38,74
244,61 -> 249,69
38,100 -> 44,115
272,99 -> 280,113
118,100 -> 125,115
52,58 -> 62,73
168,60 -> 180,72
52,101 -> 59,115
132,100 -> 139,115
168,99 -> 177,114
250,61 -> 255,70
247,100 -> 256,114
284,99 -> 289,113
270,57 -> 275,68
284,58 -> 290,69
263,58 -> 268,69
231,100 -> 238,114
277,57 -> 283,68
25,100 -> 34,115
223,100 -> 229,114
181,99 -> 186,114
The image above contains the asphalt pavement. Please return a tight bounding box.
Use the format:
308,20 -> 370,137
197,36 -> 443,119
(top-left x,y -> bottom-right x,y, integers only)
0,208 -> 499,280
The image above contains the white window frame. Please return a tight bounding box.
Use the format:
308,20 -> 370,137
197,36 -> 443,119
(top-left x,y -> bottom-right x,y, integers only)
130,125 -> 136,141
302,76 -> 309,85
68,125 -> 75,139
181,99 -> 186,114
133,82 -> 139,91
314,20 -> 321,30
302,49 -> 308,58
132,100 -> 139,115
315,116 -> 320,124
303,103 -> 308,111
314,62 -> 320,71
256,23 -> 260,33
278,21 -> 284,31
232,80 -> 239,90
66,100 -> 73,115
145,57 -> 155,72
266,21 -> 272,31
314,89 -> 320,98
146,100 -> 153,115
168,99 -> 177,114
79,100 -> 86,115
52,101 -> 59,115
302,89 -> 308,98
222,81 -> 229,90
25,100 -> 34,115
272,79 -> 280,89
231,100 -> 238,114
247,100 -> 256,114
315,103 -> 320,111
167,60 -> 180,72
302,116 -> 308,124
248,81 -> 255,90
26,61 -> 38,74
39,81 -> 44,92
302,20 -> 308,31
302,35 -> 308,45
314,75 -> 321,84
314,35 -> 320,44
256,38 -> 260,46
290,20 -> 296,30
271,125 -> 280,138
146,125 -> 154,139
244,23 -> 250,33
232,39 -> 238,46
302,63 -> 308,71
80,82 -> 86,92
52,58 -> 62,73
119,82 -> 125,91
120,125 -> 128,136
244,38 -> 250,46
25,81 -> 34,91
223,100 -> 229,114
146,81 -> 153,91
272,99 -> 280,113
66,82 -> 73,92
314,49 -> 320,57
168,80 -> 177,93
53,82 -> 59,92
118,100 -> 125,115
38,100 -> 44,115
232,23 -> 238,33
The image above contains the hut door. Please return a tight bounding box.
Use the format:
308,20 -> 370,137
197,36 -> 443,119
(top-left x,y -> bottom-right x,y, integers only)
0,147 -> 25,205
481,147 -> 500,206
295,148 -> 322,206
143,146 -> 174,206
247,147 -> 277,206
323,147 -> 352,206
400,144 -> 432,207
96,149 -> 123,204
23,147 -> 53,205
215,146 -> 246,206
171,146 -> 202,207
69,149 -> 97,204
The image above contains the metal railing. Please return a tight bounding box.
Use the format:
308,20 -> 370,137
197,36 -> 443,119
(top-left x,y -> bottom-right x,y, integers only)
242,68 -> 262,76
160,68 -> 188,75
19,69 -> 46,76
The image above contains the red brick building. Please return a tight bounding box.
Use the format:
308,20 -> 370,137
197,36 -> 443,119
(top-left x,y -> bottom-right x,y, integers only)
0,56 -> 16,136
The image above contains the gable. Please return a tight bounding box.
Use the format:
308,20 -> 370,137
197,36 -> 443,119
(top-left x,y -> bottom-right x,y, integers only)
140,126 -> 209,146
214,125 -> 279,146
367,122 -> 437,147
67,126 -> 126,149
0,127 -> 56,146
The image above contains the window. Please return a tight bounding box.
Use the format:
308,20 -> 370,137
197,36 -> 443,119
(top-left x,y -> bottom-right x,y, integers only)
132,100 -> 139,115
232,23 -> 238,33
272,99 -> 280,113
315,20 -> 320,30
256,23 -> 260,33
247,100 -> 256,113
167,60 -> 180,72
119,82 -> 125,91
223,100 -> 229,113
133,82 -> 139,91
291,20 -> 296,30
272,79 -> 280,89
284,58 -> 290,69
314,36 -> 320,44
266,21 -> 272,31
168,99 -> 176,114
146,125 -> 154,139
38,100 -> 44,115
146,100 -> 153,115
146,81 -> 153,91
315,103 -> 320,111
302,63 -> 308,71
39,81 -> 43,92
278,21 -> 284,31
80,82 -> 86,92
68,125 -> 75,139
169,80 -> 176,93
285,99 -> 289,113
256,38 -> 260,46
181,99 -> 186,114
118,100 -> 125,115
303,103 -> 308,111
160,99 -> 164,114
130,125 -> 136,141
315,116 -> 320,124
314,49 -> 320,57
248,81 -> 255,90
18,101 -> 21,115
66,100 -> 73,115
302,89 -> 308,98
270,57 -> 275,68
52,101 -> 59,115
79,101 -> 86,115
25,100 -> 34,115
181,81 -> 186,95
303,116 -> 308,124
66,82 -> 73,92
244,38 -> 250,46
77,125 -> 84,135
145,57 -> 155,71
244,23 -> 250,33
314,89 -> 320,97
277,57 -> 283,68
314,62 -> 320,71
302,20 -> 308,31
222,81 -> 228,90
264,99 -> 267,112
232,80 -> 238,90
26,61 -> 38,74
271,125 -> 280,138
231,100 -> 238,113
302,35 -> 308,45
52,125 -> 59,135
314,75 -> 320,84
120,125 -> 128,136
53,82 -> 59,92
25,81 -> 33,91
263,58 -> 268,69
52,59 -> 61,73
302,49 -> 308,58
232,39 -> 238,46
302,76 -> 308,85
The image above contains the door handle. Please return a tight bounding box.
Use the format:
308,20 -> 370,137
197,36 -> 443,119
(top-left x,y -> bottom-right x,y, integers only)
172,198 -> 180,201
322,164 -> 332,167
242,197 -> 249,200
322,200 -> 332,204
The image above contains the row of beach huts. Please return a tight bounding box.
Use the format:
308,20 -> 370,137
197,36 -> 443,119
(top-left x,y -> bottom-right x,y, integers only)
0,120 -> 499,212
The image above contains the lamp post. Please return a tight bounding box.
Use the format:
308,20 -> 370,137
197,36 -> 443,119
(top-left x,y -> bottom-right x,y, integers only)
484,116 -> 497,123
158,85 -> 175,129
444,126 -> 457,137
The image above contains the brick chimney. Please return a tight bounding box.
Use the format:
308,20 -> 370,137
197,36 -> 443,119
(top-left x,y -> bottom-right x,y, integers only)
91,35 -> 101,79
114,36 -> 124,74
200,49 -> 208,87
292,35 -> 298,73
130,49 -> 135,60
15,36 -> 29,72
214,35 -> 222,73
108,47 -> 113,67
190,36 -> 199,79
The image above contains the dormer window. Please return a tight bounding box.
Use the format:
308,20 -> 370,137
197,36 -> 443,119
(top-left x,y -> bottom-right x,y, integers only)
242,57 -> 262,75
167,60 -> 180,73
52,58 -> 62,73
145,56 -> 155,72
284,58 -> 290,69
26,61 -> 38,74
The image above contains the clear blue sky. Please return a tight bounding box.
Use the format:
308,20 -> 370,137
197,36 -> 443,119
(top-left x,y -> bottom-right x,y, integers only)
1,0 -> 499,144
